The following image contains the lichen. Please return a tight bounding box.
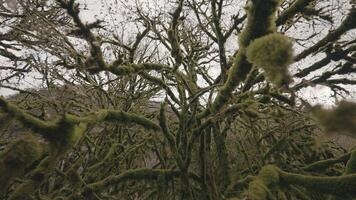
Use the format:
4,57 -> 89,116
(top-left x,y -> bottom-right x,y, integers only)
246,33 -> 294,86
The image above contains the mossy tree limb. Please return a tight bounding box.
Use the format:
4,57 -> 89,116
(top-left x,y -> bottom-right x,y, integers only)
246,164 -> 356,199
83,168 -> 200,194
167,0 -> 184,70
209,0 -> 283,114
302,152 -> 351,172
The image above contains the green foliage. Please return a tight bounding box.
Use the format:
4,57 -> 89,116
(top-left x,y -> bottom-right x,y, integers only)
246,33 -> 294,86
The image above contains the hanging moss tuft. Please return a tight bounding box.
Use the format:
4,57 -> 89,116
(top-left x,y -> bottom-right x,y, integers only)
311,101 -> 356,139
246,33 -> 294,69
0,134 -> 44,190
246,33 -> 294,86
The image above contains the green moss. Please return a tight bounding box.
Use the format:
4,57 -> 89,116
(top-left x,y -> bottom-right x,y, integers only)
246,33 -> 294,86
0,134 -> 43,190
245,165 -> 280,199
246,33 -> 294,68
0,97 -> 53,134
248,180 -> 269,200
279,169 -> 356,196
239,0 -> 283,47
42,118 -> 88,153
258,165 -> 280,185
66,122 -> 87,148
210,0 -> 284,114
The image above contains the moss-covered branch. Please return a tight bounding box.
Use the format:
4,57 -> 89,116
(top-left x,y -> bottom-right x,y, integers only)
108,63 -> 168,76
278,169 -> 356,196
245,164 -> 356,199
157,101 -> 185,169
83,168 -> 200,194
302,152 -> 351,172
0,97 -> 56,134
70,109 -> 161,131
209,0 -> 283,114
0,97 -> 160,135
167,0 -> 184,70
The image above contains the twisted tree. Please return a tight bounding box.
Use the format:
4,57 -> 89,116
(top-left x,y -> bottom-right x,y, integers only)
0,0 -> 356,199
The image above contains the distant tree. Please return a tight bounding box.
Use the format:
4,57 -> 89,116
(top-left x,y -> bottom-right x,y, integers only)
0,0 -> 356,199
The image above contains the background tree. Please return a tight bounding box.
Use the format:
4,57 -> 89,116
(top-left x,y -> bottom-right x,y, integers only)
0,0 -> 356,199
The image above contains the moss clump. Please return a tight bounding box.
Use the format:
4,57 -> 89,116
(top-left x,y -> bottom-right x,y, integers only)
246,165 -> 281,200
311,101 -> 356,139
246,33 -> 294,86
65,122 -> 87,148
258,165 -> 280,185
0,134 -> 43,190
46,118 -> 87,153
248,180 -> 269,200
